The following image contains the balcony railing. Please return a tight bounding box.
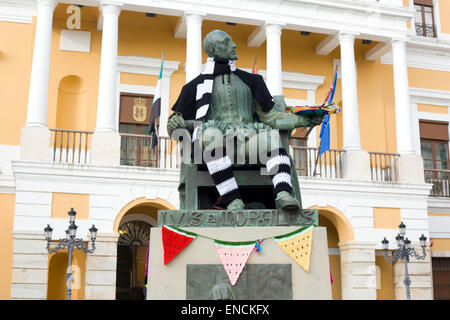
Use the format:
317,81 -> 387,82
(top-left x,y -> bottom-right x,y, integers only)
369,151 -> 399,182
415,23 -> 437,38
50,128 -> 93,164
425,169 -> 450,197
291,146 -> 345,179
120,134 -> 179,169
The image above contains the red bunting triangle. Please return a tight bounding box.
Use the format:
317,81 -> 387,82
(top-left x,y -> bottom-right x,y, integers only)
162,225 -> 197,265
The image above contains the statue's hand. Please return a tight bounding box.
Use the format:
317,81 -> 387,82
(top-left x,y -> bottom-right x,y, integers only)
305,109 -> 327,127
167,112 -> 186,137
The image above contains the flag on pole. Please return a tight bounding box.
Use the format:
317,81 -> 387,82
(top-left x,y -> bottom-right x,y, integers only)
252,56 -> 258,74
148,52 -> 164,149
318,67 -> 338,156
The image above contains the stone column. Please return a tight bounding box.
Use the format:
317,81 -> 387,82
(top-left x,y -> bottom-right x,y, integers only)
90,2 -> 122,166
11,231 -> 49,300
20,0 -> 57,162
339,241 -> 377,300
185,13 -> 204,83
391,38 -> 425,183
265,22 -> 284,96
85,233 -> 119,300
338,32 -> 371,180
393,244 -> 433,300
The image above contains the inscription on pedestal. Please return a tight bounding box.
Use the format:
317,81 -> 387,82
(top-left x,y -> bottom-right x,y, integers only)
157,209 -> 317,228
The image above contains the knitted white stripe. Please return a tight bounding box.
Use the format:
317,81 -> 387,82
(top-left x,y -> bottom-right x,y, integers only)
266,155 -> 291,173
196,79 -> 214,100
195,104 -> 210,119
229,60 -> 236,71
206,155 -> 232,175
272,172 -> 292,187
216,177 -> 239,196
202,57 -> 215,75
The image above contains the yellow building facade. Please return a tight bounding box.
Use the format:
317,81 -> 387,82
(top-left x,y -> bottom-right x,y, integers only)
0,0 -> 450,300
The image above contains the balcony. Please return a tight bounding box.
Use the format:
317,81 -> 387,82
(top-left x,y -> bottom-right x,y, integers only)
415,23 -> 437,38
425,169 -> 450,197
49,129 -> 444,198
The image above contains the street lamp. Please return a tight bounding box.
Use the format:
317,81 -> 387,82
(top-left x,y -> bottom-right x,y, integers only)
381,221 -> 427,300
44,208 -> 98,300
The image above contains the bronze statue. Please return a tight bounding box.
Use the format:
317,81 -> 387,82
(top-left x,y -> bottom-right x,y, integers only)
168,30 -> 322,211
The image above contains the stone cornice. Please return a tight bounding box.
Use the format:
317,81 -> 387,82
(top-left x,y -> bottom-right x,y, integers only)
55,0 -> 414,40
117,55 -> 180,78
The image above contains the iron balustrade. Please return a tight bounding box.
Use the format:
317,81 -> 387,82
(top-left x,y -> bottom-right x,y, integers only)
369,151 -> 399,182
291,146 -> 345,179
415,23 -> 437,38
424,169 -> 450,197
50,128 -> 93,164
120,134 -> 179,169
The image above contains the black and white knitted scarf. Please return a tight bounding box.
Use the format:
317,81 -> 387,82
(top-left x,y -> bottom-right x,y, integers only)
192,58 -> 236,139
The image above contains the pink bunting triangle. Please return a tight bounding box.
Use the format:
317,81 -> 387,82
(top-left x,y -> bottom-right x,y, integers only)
215,241 -> 255,286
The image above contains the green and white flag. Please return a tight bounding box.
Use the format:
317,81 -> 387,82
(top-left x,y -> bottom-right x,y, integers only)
149,52 -> 164,149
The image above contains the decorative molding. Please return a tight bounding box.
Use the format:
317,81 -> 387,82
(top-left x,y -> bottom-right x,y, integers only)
60,0 -> 413,40
410,88 -> 450,107
381,43 -> 450,72
60,29 -> 91,53
0,0 -> 36,24
117,56 -> 180,78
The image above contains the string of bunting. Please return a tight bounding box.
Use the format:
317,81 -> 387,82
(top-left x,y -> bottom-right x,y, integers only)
161,224 -> 314,286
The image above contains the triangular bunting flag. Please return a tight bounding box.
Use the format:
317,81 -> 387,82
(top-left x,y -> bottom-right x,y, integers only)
214,240 -> 256,286
274,226 -> 314,272
162,225 -> 197,265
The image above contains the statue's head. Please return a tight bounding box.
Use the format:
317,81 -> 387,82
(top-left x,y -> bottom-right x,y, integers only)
203,30 -> 238,61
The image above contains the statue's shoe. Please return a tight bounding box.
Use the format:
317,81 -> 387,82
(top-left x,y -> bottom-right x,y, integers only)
227,198 -> 245,210
275,191 -> 300,211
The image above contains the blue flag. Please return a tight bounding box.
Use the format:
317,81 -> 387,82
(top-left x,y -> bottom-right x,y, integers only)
318,69 -> 338,156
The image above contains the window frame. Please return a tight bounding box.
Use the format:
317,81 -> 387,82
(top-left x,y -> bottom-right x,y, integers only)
414,1 -> 437,38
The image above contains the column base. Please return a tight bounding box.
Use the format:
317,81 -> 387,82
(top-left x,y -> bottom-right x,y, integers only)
20,125 -> 50,162
396,154 -> 425,184
90,131 -> 121,166
342,149 -> 371,181
339,241 -> 377,300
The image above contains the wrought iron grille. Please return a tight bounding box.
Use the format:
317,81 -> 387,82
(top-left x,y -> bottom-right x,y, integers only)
415,23 -> 437,38
118,221 -> 151,246
432,257 -> 450,300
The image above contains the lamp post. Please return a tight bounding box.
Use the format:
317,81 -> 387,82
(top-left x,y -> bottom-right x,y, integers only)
44,208 -> 98,300
381,221 -> 428,300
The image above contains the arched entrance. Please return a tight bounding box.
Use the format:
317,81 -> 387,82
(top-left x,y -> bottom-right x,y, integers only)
114,198 -> 175,300
116,220 -> 152,300
309,205 -> 354,300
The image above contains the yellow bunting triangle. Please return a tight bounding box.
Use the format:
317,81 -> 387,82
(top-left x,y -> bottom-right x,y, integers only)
275,226 -> 313,272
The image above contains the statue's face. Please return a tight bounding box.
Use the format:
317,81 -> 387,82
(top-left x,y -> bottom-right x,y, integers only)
210,33 -> 238,61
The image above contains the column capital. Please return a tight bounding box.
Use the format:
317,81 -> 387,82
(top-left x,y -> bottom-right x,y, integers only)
184,11 -> 206,23
390,37 -> 408,48
100,1 -> 123,15
338,31 -> 359,43
36,0 -> 57,9
264,22 -> 285,34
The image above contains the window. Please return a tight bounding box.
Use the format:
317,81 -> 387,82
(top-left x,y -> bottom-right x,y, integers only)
420,120 -> 450,196
432,258 -> 450,300
414,0 -> 437,38
119,93 -> 159,167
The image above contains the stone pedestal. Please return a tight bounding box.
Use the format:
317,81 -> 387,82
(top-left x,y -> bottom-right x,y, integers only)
342,149 -> 371,181
339,241 -> 377,300
20,126 -> 50,162
85,233 -> 119,300
396,154 -> 425,184
393,245 -> 433,300
90,131 -> 121,166
147,225 -> 331,300
11,231 -> 48,300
